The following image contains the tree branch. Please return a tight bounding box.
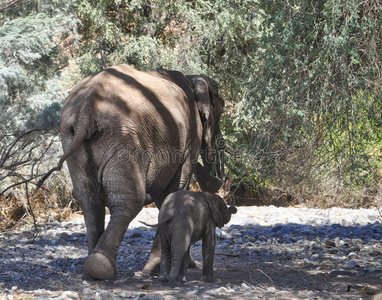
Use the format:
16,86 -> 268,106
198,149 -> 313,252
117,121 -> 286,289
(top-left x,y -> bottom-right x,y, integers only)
0,129 -> 59,197
0,0 -> 22,12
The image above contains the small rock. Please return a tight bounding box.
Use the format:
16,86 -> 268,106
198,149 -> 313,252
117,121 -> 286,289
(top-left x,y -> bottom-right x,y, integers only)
119,291 -> 129,298
266,286 -> 277,293
310,254 -> 320,260
82,288 -> 93,295
57,291 -> 78,300
370,250 -> 382,256
263,251 -> 272,259
271,225 -> 283,232
350,245 -> 361,252
372,292 -> 382,300
344,260 -> 359,269
129,232 -> 143,239
98,290 -> 115,299
185,290 -> 199,296
242,292 -> 260,299
324,240 -> 336,248
241,283 -> 251,291
330,270 -> 354,276
205,287 -> 229,296
59,232 -> 72,241
280,225 -> 292,234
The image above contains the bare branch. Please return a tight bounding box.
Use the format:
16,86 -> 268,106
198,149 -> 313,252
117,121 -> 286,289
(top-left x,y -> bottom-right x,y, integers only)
0,129 -> 61,197
0,0 -> 22,12
0,129 -> 39,168
0,176 -> 34,197
25,182 -> 39,235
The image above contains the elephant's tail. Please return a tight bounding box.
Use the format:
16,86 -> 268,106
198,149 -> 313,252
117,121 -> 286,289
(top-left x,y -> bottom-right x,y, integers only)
37,106 -> 97,189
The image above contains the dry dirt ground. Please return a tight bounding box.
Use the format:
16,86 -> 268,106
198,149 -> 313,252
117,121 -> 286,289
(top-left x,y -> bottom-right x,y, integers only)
1,207 -> 382,300
2,254 -> 381,300
85,248 -> 382,300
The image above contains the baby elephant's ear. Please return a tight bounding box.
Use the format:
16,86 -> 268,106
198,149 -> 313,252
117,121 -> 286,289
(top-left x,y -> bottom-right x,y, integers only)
205,193 -> 225,228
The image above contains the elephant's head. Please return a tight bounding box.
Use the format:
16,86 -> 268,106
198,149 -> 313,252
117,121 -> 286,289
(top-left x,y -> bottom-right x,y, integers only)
186,75 -> 225,193
204,192 -> 237,229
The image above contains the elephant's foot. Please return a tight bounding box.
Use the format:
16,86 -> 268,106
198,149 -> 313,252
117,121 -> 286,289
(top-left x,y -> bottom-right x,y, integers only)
82,268 -> 100,281
202,274 -> 215,283
142,256 -> 161,275
143,255 -> 199,275
158,275 -> 168,282
168,276 -> 186,288
84,252 -> 116,280
188,257 -> 201,269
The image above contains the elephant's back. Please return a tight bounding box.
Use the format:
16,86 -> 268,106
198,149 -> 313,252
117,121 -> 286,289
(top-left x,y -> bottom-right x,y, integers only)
66,65 -> 192,125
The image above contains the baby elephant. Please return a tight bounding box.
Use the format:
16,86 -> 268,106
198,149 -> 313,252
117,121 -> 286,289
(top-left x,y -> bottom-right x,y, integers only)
143,190 -> 237,287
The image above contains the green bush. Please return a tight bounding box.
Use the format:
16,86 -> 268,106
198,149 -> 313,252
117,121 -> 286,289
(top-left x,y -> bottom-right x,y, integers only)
230,0 -> 382,204
1,0 -> 382,210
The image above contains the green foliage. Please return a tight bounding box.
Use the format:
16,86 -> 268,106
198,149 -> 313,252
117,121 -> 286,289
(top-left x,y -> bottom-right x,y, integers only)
0,0 -> 79,201
2,0 -> 382,206
74,0 -> 260,88
231,0 -> 382,197
0,0 -> 79,133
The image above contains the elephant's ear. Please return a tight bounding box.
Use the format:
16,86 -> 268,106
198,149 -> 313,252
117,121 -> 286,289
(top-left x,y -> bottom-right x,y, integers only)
193,77 -> 211,123
187,75 -> 223,157
204,192 -> 225,228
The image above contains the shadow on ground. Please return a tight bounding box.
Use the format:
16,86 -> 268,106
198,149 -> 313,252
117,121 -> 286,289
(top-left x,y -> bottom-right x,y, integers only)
0,221 -> 382,299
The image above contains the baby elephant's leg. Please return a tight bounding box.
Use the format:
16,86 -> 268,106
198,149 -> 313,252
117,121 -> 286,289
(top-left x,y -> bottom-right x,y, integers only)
202,226 -> 216,282
168,231 -> 191,287
178,247 -> 191,284
159,233 -> 171,282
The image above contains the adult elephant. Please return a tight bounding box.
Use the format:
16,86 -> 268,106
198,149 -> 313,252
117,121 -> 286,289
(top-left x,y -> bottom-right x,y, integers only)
54,64 -> 225,280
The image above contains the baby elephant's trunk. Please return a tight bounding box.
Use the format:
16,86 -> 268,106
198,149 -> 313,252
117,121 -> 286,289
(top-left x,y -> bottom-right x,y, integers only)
228,206 -> 238,215
225,205 -> 237,224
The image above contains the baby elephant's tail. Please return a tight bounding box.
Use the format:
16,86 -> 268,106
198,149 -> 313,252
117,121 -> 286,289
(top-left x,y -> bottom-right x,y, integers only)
139,213 -> 172,227
139,220 -> 159,227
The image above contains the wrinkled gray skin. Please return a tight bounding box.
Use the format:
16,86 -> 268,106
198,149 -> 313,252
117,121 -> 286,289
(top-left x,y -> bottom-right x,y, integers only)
143,190 -> 237,287
57,64 -> 225,280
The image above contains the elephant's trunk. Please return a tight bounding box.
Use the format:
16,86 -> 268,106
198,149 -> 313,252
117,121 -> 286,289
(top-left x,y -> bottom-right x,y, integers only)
195,134 -> 226,193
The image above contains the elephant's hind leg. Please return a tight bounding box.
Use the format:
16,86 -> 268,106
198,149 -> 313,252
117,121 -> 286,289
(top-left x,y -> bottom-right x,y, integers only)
82,202 -> 105,281
85,173 -> 145,280
85,203 -> 143,280
158,230 -> 171,282
66,162 -> 106,281
168,231 -> 191,287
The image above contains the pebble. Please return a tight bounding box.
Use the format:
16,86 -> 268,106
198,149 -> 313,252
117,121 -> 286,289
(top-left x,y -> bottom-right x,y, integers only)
344,260 -> 359,269
1,206 -> 382,299
329,270 -> 354,276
